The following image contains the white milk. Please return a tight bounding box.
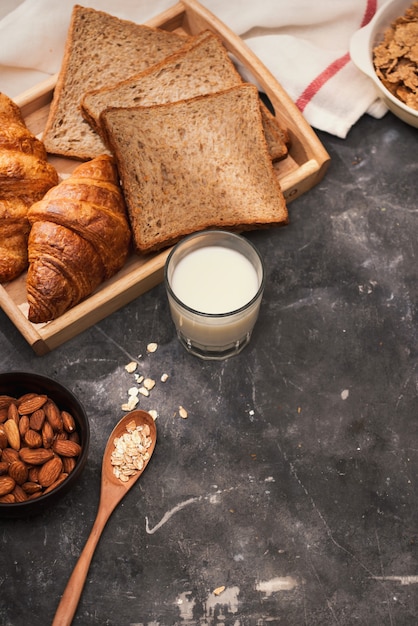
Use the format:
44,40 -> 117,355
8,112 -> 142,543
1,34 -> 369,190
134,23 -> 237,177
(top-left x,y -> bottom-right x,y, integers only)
167,244 -> 263,352
171,246 -> 259,314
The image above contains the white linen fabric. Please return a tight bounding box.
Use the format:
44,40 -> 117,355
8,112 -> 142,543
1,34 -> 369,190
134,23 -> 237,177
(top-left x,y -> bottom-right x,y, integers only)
0,0 -> 390,138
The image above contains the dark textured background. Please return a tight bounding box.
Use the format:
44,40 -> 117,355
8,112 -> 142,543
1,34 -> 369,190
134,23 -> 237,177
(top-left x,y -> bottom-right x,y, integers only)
1,109 -> 417,625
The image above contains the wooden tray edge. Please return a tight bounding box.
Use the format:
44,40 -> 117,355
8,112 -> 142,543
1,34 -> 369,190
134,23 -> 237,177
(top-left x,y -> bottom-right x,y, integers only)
4,249 -> 172,356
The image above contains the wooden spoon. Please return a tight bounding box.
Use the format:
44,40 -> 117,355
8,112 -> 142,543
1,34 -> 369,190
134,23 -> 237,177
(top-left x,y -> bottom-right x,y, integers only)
52,410 -> 157,626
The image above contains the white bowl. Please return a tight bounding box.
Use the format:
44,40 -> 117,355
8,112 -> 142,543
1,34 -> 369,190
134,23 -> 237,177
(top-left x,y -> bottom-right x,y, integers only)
349,0 -> 418,128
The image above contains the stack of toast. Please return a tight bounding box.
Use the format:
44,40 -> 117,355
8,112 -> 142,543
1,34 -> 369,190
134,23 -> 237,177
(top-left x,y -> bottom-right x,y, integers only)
43,5 -> 289,255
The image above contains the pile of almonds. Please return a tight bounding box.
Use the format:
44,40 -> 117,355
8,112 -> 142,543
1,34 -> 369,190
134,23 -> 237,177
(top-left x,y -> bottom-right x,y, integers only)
0,393 -> 82,504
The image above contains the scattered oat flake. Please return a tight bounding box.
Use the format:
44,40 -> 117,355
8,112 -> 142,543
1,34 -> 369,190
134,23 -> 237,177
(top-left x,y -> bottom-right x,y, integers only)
147,342 -> 158,353
125,361 -> 137,373
148,410 -> 158,420
135,374 -> 144,384
213,586 -> 225,596
161,373 -> 169,382
121,396 -> 139,411
143,378 -> 156,391
179,405 -> 188,419
128,386 -> 139,397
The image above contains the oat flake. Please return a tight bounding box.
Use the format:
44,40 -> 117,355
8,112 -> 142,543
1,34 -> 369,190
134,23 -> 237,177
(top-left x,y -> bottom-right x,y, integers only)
111,422 -> 153,481
179,406 -> 188,419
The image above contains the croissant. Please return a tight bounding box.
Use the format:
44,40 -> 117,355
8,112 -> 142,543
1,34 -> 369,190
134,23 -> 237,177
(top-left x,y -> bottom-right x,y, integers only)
26,154 -> 131,324
0,92 -> 59,282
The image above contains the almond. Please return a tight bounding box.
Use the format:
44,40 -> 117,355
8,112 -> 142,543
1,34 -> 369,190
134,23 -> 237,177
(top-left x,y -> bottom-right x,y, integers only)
2,448 -> 19,464
27,491 -> 43,500
0,408 -> 8,424
0,395 -> 16,410
4,419 -> 20,450
19,447 -> 54,465
62,456 -> 77,474
17,392 -> 37,404
44,472 -> 68,494
24,429 -> 43,448
18,414 -> 30,437
7,402 -> 19,425
0,475 -> 15,496
30,409 -> 45,431
18,394 -> 48,415
22,481 -> 43,495
28,466 -> 40,483
12,484 -> 28,502
8,460 -> 28,485
62,411 -> 76,433
52,439 -> 81,458
0,428 -> 8,449
0,493 -> 15,503
44,400 -> 63,432
42,421 -> 54,449
38,457 -> 63,487
0,461 -> 9,475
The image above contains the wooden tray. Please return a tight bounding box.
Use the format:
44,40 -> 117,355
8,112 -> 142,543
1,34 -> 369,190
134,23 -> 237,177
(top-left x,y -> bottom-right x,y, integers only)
0,0 -> 330,356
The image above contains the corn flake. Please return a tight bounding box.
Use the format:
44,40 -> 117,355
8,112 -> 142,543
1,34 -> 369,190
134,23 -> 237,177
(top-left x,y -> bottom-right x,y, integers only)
373,2 -> 418,111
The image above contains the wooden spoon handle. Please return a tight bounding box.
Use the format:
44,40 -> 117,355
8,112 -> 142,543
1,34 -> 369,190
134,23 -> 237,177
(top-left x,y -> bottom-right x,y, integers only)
51,506 -> 111,626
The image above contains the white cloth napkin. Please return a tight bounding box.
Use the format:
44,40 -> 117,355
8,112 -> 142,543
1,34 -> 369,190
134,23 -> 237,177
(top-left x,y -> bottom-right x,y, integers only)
0,0 -> 390,138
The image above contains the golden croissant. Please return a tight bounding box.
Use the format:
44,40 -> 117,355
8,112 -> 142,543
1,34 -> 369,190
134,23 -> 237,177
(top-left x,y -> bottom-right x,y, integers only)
0,92 -> 59,282
26,154 -> 131,323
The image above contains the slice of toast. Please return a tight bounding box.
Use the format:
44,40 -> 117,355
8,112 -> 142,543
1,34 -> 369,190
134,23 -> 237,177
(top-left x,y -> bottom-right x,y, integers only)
100,84 -> 289,255
82,30 -> 288,162
42,5 -> 189,160
81,31 -> 220,136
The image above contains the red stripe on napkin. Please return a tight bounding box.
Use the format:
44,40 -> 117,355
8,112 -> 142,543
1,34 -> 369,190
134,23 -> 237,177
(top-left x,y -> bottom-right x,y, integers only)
296,0 -> 378,112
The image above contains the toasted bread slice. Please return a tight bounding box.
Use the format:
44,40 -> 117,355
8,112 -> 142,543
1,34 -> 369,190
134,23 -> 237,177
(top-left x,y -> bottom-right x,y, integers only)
100,84 -> 288,255
42,5 -> 188,160
81,31 -> 215,136
82,30 -> 288,162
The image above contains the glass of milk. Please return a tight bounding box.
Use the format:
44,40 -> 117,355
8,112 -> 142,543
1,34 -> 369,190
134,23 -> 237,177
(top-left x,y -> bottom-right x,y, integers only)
164,230 -> 265,360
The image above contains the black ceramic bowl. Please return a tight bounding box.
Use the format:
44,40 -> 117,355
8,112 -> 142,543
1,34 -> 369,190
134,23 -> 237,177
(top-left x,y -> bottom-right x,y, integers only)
0,371 -> 90,518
